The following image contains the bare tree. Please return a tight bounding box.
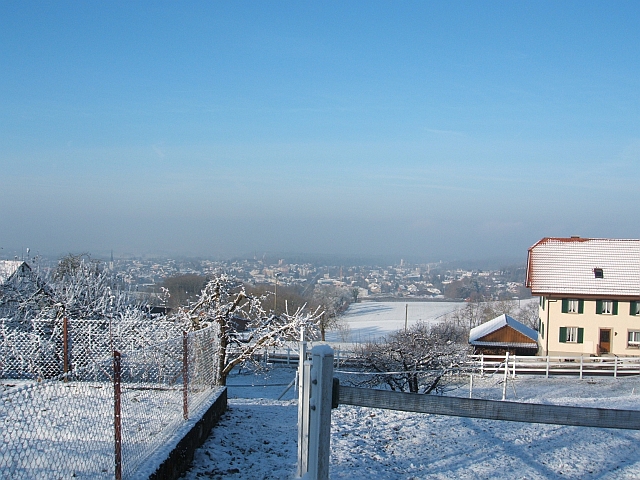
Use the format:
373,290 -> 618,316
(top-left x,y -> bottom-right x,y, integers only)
173,275 -> 321,385
312,284 -> 351,341
353,320 -> 468,394
446,299 -> 536,332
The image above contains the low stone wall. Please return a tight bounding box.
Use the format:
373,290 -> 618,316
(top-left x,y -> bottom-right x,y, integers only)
149,388 -> 228,480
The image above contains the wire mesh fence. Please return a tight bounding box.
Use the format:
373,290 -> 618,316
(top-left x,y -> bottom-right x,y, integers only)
0,325 -> 221,479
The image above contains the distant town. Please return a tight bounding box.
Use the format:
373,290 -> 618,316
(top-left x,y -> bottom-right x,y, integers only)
17,253 -> 530,303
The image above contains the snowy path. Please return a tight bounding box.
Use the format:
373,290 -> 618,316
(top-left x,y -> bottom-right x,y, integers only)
185,369 -> 640,479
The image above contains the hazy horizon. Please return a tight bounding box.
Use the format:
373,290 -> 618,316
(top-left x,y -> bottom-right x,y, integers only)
2,2 -> 639,262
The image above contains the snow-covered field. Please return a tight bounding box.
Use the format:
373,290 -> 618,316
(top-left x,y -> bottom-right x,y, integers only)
185,367 -> 640,479
325,301 -> 462,343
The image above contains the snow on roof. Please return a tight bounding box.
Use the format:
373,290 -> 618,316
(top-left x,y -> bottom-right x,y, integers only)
469,314 -> 538,344
0,260 -> 27,284
526,237 -> 640,297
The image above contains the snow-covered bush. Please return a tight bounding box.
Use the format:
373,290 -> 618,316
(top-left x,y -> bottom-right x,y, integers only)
353,320 -> 468,394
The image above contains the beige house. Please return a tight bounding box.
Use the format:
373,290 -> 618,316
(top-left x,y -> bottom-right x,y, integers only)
526,237 -> 640,356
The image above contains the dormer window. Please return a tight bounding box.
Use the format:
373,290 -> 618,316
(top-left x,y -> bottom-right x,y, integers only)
594,268 -> 603,279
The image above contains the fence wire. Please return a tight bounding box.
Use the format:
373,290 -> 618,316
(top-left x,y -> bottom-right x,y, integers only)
0,325 -> 220,479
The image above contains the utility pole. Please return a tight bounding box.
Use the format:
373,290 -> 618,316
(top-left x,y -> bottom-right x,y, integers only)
274,272 -> 281,314
404,303 -> 408,331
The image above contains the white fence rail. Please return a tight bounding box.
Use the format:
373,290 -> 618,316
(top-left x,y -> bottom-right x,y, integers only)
469,354 -> 640,378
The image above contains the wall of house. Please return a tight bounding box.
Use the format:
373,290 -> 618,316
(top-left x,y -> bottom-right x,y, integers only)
537,297 -> 640,356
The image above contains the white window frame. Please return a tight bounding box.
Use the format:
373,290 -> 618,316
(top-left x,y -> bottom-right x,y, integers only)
628,330 -> 640,347
567,299 -> 579,314
566,327 -> 579,343
601,300 -> 613,315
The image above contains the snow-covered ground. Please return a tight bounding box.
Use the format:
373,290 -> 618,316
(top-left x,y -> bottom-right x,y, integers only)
325,301 -> 462,343
185,367 -> 640,480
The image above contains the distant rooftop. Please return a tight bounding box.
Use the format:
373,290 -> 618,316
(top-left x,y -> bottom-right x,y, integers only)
0,260 -> 29,284
526,237 -> 640,297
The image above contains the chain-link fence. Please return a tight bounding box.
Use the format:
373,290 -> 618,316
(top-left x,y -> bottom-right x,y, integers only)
0,325 -> 220,479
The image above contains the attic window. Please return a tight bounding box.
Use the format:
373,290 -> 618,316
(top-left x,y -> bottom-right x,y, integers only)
594,268 -> 604,279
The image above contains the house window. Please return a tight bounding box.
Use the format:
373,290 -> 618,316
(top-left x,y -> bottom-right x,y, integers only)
568,299 -> 579,313
559,326 -> 584,343
596,299 -> 618,315
628,331 -> 640,347
594,268 -> 604,279
562,298 -> 583,314
631,301 -> 640,316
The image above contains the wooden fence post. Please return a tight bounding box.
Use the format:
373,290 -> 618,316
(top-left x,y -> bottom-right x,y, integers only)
113,350 -> 122,480
306,345 -> 334,480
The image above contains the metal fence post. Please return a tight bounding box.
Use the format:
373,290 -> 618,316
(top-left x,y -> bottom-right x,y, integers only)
183,331 -> 189,420
114,350 -> 122,480
63,317 -> 69,382
306,345 -> 334,480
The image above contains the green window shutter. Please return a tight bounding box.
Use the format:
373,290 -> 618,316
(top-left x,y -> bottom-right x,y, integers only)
578,300 -> 584,314
559,327 -> 567,343
562,299 -> 568,313
541,322 -> 545,338
577,328 -> 584,344
596,300 -> 603,314
631,301 -> 638,316
613,301 -> 618,315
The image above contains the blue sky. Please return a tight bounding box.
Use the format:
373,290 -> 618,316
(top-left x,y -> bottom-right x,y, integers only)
1,1 -> 639,262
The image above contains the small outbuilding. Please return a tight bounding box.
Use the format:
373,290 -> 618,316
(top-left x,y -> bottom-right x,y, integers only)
469,314 -> 538,356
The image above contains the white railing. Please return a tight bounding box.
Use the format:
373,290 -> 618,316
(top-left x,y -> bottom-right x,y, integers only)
469,354 -> 640,378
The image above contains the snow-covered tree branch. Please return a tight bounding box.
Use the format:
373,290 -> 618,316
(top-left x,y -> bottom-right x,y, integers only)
172,275 -> 321,385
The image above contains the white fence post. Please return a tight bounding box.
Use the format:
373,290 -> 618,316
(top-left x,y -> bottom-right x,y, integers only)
297,329 -> 309,477
305,345 -> 334,480
614,356 -> 618,378
546,355 -> 550,378
502,352 -> 510,401
580,356 -> 583,380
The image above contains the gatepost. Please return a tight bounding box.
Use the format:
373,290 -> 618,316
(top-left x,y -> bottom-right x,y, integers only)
298,345 -> 334,480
